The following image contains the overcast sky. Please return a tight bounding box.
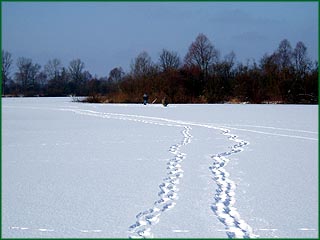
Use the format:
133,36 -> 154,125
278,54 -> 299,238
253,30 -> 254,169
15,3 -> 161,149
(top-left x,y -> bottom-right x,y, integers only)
2,2 -> 318,78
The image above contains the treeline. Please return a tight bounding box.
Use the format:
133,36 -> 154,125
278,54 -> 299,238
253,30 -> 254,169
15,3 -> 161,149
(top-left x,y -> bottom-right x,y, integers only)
2,33 -> 318,104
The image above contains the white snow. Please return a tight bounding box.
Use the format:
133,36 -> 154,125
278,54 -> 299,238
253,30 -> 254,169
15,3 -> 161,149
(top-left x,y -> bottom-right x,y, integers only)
2,97 -> 318,238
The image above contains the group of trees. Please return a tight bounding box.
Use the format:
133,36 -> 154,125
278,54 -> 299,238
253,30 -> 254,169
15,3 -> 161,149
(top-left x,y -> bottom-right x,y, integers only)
2,33 -> 318,104
2,54 -> 98,97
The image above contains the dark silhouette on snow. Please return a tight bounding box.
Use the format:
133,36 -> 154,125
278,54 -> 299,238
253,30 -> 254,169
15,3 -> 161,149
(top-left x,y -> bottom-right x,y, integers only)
143,93 -> 149,105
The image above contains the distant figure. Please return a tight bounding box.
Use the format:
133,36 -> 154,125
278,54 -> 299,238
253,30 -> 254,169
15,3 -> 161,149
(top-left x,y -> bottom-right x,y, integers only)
162,97 -> 168,107
143,93 -> 149,105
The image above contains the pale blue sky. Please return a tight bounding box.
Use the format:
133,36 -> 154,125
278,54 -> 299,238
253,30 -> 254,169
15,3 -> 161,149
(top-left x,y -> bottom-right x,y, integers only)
2,2 -> 318,77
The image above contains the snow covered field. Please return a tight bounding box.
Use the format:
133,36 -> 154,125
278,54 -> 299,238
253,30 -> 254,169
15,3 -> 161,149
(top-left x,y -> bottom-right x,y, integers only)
2,97 -> 318,238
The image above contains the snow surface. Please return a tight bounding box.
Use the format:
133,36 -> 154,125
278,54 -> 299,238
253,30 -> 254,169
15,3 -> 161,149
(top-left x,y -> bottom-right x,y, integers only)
2,97 -> 318,238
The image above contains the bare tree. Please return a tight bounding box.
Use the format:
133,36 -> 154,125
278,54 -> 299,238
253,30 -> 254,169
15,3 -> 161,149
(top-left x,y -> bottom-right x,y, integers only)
213,51 -> 236,77
130,51 -> 154,78
276,39 -> 293,71
68,59 -> 86,95
293,41 -> 311,76
158,49 -> 180,72
224,51 -> 236,68
108,67 -> 124,82
15,57 -> 41,94
44,58 -> 62,80
69,59 -> 85,82
184,33 -> 219,78
2,50 -> 13,95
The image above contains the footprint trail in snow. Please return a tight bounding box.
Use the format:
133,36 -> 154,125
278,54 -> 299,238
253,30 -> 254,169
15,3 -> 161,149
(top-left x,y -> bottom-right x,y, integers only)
59,108 -> 257,238
128,126 -> 192,238
210,128 -> 258,238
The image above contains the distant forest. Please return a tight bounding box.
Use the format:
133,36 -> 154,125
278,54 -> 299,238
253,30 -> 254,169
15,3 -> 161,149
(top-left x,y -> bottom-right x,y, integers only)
2,33 -> 318,104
